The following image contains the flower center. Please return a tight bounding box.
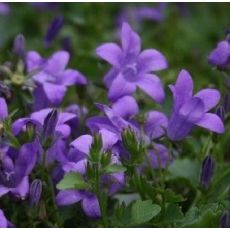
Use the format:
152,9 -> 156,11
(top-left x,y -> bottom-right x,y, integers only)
122,63 -> 138,82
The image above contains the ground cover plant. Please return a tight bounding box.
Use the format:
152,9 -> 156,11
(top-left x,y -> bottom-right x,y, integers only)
0,2 -> 230,227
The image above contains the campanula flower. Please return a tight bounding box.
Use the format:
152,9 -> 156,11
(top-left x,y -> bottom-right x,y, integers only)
26,50 -> 87,110
0,141 -> 38,198
96,22 -> 167,102
208,31 -> 230,70
167,69 -> 224,141
56,134 -> 124,218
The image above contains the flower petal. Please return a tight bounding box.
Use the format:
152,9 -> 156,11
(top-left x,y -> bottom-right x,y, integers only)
70,135 -> 93,155
179,97 -> 205,123
56,190 -> 83,206
96,43 -> 122,66
45,51 -> 69,73
138,49 -> 168,72
11,176 -> 29,199
43,83 -> 67,105
63,160 -> 87,174
121,22 -> 141,55
26,51 -> 43,72
195,113 -> 224,134
0,186 -> 9,197
170,69 -> 193,110
112,95 -> 139,119
136,74 -> 165,103
144,111 -> 168,139
99,129 -> 119,150
0,97 -> 8,120
82,195 -> 101,218
194,89 -> 220,112
104,67 -> 119,88
0,209 -> 8,227
108,73 -> 136,102
208,41 -> 230,68
59,69 -> 87,86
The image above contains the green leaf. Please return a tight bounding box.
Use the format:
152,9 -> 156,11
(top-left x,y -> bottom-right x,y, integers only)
56,172 -> 88,190
163,203 -> 184,223
130,200 -> 161,226
104,164 -> 126,174
167,158 -> 200,185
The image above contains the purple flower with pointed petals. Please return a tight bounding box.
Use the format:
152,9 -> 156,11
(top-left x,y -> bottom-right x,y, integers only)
167,69 -> 224,141
26,50 -> 87,110
44,16 -> 64,48
0,141 -> 38,199
56,190 -> 101,218
96,22 -> 167,102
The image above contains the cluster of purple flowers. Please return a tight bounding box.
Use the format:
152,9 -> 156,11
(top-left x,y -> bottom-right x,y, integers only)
0,21 -> 225,226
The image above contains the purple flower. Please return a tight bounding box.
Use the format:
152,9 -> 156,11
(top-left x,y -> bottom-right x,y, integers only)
26,50 -> 87,110
31,2 -> 59,11
0,3 -> 10,16
117,4 -> 166,29
208,40 -> 230,70
96,22 -> 167,102
56,134 -> 124,217
147,144 -> 171,169
200,155 -> 215,188
167,69 -> 224,141
44,16 -> 64,48
56,190 -> 101,218
0,141 -> 38,198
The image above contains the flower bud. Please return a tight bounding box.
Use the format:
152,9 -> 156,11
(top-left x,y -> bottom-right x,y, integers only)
216,106 -> 225,122
220,211 -> 230,228
29,179 -> 42,206
44,16 -> 64,47
200,155 -> 215,188
42,109 -> 58,142
13,34 -> 26,59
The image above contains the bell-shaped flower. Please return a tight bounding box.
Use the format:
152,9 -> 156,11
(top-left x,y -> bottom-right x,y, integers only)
167,69 -> 224,141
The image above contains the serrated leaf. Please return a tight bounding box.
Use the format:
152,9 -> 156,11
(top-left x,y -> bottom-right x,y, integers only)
104,164 -> 126,174
163,203 -> 184,223
130,200 -> 161,226
56,172 -> 88,190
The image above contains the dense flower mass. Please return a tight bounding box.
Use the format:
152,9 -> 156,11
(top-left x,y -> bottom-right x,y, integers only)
0,3 -> 229,228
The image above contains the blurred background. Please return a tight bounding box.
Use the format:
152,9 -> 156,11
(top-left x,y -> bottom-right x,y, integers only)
0,2 -> 230,113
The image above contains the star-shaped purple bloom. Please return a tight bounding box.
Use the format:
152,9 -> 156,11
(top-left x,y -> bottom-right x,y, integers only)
96,22 -> 167,102
167,69 -> 224,141
0,141 -> 38,199
26,50 -> 87,110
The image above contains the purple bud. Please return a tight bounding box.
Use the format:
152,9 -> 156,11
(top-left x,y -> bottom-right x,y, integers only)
220,212 -> 230,228
216,106 -> 225,122
13,34 -> 26,59
44,16 -> 64,47
42,109 -> 58,141
200,155 -> 215,188
29,179 -> 42,206
61,36 -> 73,56
224,93 -> 230,113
